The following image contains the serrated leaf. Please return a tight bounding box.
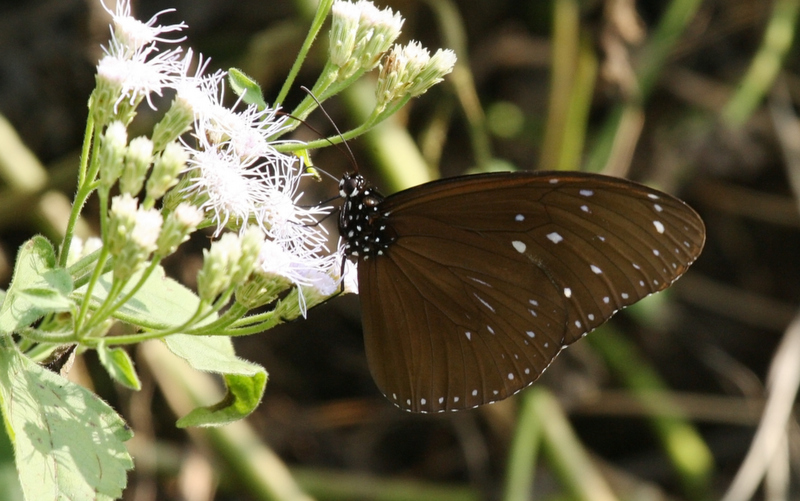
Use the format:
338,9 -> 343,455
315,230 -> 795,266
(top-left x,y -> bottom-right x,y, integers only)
74,265 -> 213,330
165,334 -> 267,427
97,343 -> 141,390
228,68 -> 268,109
0,236 -> 73,334
0,346 -> 132,500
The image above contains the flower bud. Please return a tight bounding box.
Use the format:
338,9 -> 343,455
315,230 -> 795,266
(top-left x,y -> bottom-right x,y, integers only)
120,136 -> 154,196
407,48 -> 457,97
234,226 -> 266,284
109,196 -> 163,282
108,193 -> 138,255
156,202 -> 203,256
151,95 -> 194,152
196,232 -> 241,302
98,121 -> 128,190
329,1 -> 360,68
375,42 -> 456,109
146,141 -> 188,201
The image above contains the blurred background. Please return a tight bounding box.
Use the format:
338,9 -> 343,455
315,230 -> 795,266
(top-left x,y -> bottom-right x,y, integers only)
0,0 -> 798,499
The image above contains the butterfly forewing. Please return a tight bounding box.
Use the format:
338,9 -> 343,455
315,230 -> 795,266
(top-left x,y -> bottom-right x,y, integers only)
346,171 -> 705,413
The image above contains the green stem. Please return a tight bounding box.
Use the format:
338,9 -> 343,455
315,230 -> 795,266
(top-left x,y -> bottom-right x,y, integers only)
99,329 -> 176,346
588,326 -> 714,499
218,312 -> 283,337
502,391 -> 542,501
275,0 -> 335,106
722,0 -> 800,126
585,0 -> 703,172
275,97 -> 410,153
19,328 -> 78,345
189,301 -> 249,334
59,118 -> 98,267
317,68 -> 367,102
285,61 -> 340,129
70,249 -> 113,289
74,246 -> 112,336
83,258 -> 163,334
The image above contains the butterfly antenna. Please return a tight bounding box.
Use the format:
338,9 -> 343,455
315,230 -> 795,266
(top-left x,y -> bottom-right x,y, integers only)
299,86 -> 359,174
275,110 -> 341,184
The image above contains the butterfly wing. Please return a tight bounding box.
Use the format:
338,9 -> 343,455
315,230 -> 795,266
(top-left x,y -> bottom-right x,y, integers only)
357,171 -> 705,413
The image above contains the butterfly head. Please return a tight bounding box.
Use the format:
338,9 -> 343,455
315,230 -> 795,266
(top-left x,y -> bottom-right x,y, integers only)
339,172 -> 369,198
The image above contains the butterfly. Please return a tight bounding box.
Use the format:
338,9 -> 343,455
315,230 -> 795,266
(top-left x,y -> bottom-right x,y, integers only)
338,170 -> 705,413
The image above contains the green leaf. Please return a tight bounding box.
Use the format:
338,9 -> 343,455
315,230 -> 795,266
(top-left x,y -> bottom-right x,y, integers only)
0,418 -> 23,501
176,372 -> 267,428
97,342 -> 141,390
165,334 -> 268,427
228,68 -> 268,109
0,236 -> 73,334
75,265 -> 212,330
0,346 -> 132,500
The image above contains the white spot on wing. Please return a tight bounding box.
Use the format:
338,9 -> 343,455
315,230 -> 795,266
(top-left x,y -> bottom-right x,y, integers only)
469,276 -> 491,287
526,331 -> 535,338
547,232 -> 564,244
653,221 -> 665,234
508,373 -> 514,380
591,265 -> 602,274
475,293 -> 495,312
564,287 -> 572,298
579,189 -> 594,197
465,331 -> 472,340
512,240 -> 527,253
515,214 -> 525,222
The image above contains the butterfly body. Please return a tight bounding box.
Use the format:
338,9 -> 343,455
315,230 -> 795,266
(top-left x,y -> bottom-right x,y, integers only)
339,170 -> 705,413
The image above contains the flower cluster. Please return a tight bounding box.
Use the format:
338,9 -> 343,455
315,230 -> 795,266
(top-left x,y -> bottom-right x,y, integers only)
79,0 -> 456,325
90,0 -> 352,316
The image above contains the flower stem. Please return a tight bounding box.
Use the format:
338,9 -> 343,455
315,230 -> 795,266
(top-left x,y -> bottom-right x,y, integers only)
74,246 -> 111,337
59,118 -> 98,267
275,0 -> 335,106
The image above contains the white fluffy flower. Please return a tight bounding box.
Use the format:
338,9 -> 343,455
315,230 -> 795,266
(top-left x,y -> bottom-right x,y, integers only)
101,0 -> 187,56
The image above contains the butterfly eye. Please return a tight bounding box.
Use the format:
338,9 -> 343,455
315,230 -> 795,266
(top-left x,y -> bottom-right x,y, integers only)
339,173 -> 360,197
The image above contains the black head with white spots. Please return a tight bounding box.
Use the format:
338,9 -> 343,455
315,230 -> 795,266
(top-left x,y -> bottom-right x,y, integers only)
339,172 -> 395,259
